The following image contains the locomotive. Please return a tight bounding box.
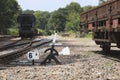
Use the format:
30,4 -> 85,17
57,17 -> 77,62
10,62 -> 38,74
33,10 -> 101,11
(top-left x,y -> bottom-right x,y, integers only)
80,0 -> 120,54
17,14 -> 37,38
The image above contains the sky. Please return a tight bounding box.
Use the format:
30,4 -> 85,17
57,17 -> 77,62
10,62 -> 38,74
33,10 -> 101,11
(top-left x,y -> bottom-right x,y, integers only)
17,0 -> 99,12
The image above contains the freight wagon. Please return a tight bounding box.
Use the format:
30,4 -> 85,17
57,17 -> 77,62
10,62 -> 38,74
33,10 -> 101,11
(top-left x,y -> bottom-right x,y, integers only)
17,14 -> 37,38
80,0 -> 120,54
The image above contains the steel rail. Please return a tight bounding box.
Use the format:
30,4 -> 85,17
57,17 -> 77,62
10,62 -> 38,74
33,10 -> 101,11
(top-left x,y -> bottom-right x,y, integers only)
0,39 -> 52,64
0,39 -> 22,51
0,39 -> 42,51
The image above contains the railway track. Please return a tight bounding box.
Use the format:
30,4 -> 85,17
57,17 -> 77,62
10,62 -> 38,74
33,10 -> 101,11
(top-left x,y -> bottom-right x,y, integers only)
0,35 -> 19,41
0,39 -> 22,51
0,38 -> 52,64
0,38 -> 43,51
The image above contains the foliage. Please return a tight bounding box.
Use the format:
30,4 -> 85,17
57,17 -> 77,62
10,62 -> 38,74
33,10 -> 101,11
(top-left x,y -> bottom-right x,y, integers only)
37,28 -> 54,35
7,28 -> 18,35
65,12 -> 80,32
37,28 -> 46,35
83,5 -> 93,11
22,10 -> 34,14
84,32 -> 92,38
46,30 -> 54,35
99,0 -> 107,4
34,11 -> 50,30
0,0 -> 20,34
47,2 -> 83,33
47,8 -> 67,32
66,2 -> 83,13
65,2 -> 82,32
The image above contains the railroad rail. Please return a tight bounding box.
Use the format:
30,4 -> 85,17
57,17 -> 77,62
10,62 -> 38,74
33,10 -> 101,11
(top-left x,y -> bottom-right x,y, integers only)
0,38 -> 43,51
0,39 -> 22,51
0,39 -> 52,64
0,35 -> 19,41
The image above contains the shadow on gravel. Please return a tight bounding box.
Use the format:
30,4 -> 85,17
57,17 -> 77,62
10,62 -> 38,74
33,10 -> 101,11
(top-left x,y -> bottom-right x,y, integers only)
59,54 -> 89,65
93,50 -> 120,62
0,66 -> 8,70
0,54 -> 89,67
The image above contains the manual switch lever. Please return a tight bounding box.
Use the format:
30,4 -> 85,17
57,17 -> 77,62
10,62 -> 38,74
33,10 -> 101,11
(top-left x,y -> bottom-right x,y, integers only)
41,44 -> 61,65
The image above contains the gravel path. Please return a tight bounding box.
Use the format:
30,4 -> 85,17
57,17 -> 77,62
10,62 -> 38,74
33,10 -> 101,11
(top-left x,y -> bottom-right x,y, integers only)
0,38 -> 120,80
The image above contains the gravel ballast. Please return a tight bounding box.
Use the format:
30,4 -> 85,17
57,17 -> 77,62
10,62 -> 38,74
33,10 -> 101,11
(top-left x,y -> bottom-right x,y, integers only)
0,38 -> 120,80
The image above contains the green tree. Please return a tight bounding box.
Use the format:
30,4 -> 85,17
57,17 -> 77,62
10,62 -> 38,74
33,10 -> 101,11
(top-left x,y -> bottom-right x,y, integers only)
22,10 -> 34,14
47,2 -> 84,33
99,0 -> 107,4
0,0 -> 20,34
66,2 -> 83,13
65,12 -> 80,32
83,5 -> 93,11
65,2 -> 83,32
34,11 -> 50,30
47,8 -> 67,32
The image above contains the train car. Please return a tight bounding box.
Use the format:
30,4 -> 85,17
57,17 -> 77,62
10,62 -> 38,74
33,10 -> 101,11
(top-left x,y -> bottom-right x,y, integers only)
80,0 -> 120,54
17,14 -> 37,38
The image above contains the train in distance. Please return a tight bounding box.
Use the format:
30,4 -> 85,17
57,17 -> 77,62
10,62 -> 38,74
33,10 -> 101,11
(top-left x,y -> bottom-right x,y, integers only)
17,14 -> 37,38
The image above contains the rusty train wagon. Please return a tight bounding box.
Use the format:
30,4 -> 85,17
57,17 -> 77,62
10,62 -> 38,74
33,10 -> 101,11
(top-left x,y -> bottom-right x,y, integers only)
80,0 -> 120,54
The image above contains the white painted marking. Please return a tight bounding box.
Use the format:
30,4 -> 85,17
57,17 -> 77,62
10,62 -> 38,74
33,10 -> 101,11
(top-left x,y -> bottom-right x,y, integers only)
26,49 -> 39,60
59,47 -> 70,55
49,43 -> 62,46
19,60 -> 28,63
33,38 -> 41,41
53,33 -> 57,43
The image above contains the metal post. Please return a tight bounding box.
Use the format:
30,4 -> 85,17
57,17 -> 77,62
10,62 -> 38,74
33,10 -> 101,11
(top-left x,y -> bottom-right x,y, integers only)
32,59 -> 34,65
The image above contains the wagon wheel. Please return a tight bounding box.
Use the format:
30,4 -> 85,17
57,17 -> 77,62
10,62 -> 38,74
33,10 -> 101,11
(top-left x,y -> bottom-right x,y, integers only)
102,42 -> 111,55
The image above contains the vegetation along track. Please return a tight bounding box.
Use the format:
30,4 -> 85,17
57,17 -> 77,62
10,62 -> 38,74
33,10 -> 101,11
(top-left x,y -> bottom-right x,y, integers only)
0,38 -> 52,64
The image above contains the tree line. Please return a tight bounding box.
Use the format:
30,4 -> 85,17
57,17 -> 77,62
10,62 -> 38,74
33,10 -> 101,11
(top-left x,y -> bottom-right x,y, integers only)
0,0 -> 94,35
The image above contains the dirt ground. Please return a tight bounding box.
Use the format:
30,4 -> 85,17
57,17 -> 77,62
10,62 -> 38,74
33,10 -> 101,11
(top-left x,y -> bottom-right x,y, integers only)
0,37 -> 120,80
